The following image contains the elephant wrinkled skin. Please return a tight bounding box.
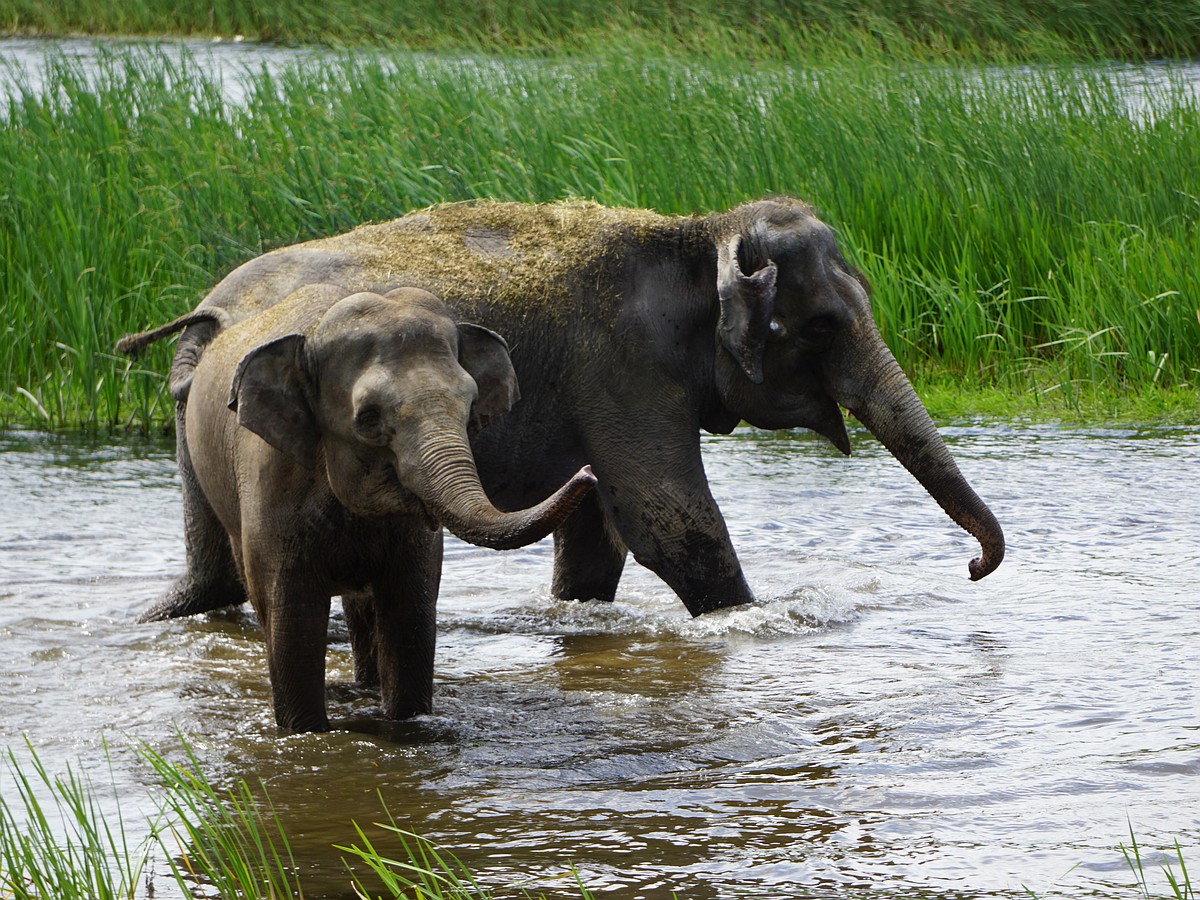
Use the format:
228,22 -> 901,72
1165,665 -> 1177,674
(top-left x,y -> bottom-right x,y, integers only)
134,197 -> 1004,625
122,286 -> 595,731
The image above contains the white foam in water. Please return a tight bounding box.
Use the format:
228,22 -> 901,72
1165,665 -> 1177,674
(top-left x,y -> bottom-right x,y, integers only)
704,584 -> 866,635
443,577 -> 869,641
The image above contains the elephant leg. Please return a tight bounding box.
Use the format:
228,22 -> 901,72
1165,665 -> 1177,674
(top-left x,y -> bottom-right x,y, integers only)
582,414 -> 754,616
551,491 -> 627,602
243,548 -> 332,732
261,590 -> 333,732
373,528 -> 443,720
268,601 -> 332,732
602,476 -> 754,616
138,402 -> 247,622
342,590 -> 379,686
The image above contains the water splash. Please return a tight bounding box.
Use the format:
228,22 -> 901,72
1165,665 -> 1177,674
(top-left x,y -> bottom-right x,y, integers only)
442,579 -> 868,641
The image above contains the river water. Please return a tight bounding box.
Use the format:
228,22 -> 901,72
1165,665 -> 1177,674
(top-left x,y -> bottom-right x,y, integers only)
1,422 -> 1197,898
0,36 -> 326,107
3,36 -> 1200,120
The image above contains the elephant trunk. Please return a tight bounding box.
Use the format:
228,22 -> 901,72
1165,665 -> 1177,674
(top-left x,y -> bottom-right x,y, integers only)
411,426 -> 596,550
834,343 -> 1005,581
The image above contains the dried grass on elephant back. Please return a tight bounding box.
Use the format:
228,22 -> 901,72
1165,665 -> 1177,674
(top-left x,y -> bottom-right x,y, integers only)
321,200 -> 704,318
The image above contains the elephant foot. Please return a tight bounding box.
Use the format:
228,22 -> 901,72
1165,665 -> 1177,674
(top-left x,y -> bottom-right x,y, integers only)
552,581 -> 620,604
382,696 -> 432,721
136,575 -> 247,623
276,711 -> 332,733
677,570 -> 757,617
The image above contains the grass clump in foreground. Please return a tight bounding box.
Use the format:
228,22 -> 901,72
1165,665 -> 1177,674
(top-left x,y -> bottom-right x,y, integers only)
0,743 -> 148,899
0,739 -> 598,899
0,741 -> 1194,899
4,0 -> 1200,62
2,48 -> 1200,429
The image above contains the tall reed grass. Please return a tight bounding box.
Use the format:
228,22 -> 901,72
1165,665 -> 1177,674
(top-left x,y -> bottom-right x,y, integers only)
5,0 -> 1200,61
0,739 -> 598,899
2,48 -> 1198,427
0,742 -> 149,898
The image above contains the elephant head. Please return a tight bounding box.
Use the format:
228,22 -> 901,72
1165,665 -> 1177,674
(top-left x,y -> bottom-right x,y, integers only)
227,287 -> 595,549
710,199 -> 1004,580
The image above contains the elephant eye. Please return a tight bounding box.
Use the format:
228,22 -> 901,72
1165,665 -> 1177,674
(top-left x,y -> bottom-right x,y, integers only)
799,315 -> 838,350
354,406 -> 385,439
804,315 -> 836,334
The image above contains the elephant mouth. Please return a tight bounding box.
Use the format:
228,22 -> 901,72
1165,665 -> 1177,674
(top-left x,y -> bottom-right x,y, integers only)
716,355 -> 851,453
744,392 -> 852,454
336,461 -> 439,529
379,463 -> 440,531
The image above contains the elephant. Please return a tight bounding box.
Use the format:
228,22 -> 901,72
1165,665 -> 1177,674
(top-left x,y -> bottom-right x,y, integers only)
128,196 -> 1004,624
120,284 -> 596,731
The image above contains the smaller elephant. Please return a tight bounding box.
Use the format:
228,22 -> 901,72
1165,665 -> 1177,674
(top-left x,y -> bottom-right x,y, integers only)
120,285 -> 595,732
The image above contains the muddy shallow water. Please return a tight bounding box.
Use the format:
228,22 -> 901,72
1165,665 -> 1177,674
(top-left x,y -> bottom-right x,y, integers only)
1,423 -> 1197,898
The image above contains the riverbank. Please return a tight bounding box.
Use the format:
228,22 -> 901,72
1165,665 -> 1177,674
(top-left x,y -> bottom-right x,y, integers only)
4,0 -> 1199,61
909,379 -> 1199,425
1,45 -> 1198,429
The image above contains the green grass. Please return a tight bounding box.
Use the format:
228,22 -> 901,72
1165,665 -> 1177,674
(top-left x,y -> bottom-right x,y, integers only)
1,48 -> 1199,429
0,740 -> 1193,899
0,742 -> 150,899
1124,828 -> 1197,900
336,813 -> 599,900
0,739 -> 598,899
4,0 -> 1200,61
141,741 -> 305,899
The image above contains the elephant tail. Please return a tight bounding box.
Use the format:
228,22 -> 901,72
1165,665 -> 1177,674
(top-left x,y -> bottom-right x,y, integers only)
116,308 -> 232,357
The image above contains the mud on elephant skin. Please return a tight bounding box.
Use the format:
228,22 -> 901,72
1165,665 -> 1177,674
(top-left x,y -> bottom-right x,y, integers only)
120,285 -> 595,731
128,196 -> 1004,623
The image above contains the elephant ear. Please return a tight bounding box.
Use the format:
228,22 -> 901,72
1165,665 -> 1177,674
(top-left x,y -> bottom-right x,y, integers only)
457,323 -> 520,433
716,233 -> 777,385
227,334 -> 320,470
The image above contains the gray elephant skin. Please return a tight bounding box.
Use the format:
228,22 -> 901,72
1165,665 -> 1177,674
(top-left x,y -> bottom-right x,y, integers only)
130,196 -> 1004,630
122,285 -> 595,731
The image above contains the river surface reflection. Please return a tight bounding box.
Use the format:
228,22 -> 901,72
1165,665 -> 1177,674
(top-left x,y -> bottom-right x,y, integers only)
3,37 -> 1200,120
1,423 -> 1197,897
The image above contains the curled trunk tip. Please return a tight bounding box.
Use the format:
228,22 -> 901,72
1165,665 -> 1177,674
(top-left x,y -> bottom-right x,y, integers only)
447,463 -> 596,550
967,517 -> 1005,581
419,425 -> 597,551
837,349 -> 1006,583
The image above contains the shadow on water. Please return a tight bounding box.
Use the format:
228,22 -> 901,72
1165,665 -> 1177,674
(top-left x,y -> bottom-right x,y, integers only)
1,423 -> 1198,898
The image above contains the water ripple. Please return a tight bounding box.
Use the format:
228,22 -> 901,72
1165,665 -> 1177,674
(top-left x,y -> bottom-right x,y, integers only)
2,423 -> 1198,899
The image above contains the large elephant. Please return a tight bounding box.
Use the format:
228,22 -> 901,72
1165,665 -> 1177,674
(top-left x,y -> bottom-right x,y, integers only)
133,197 -> 1004,622
121,285 -> 595,731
